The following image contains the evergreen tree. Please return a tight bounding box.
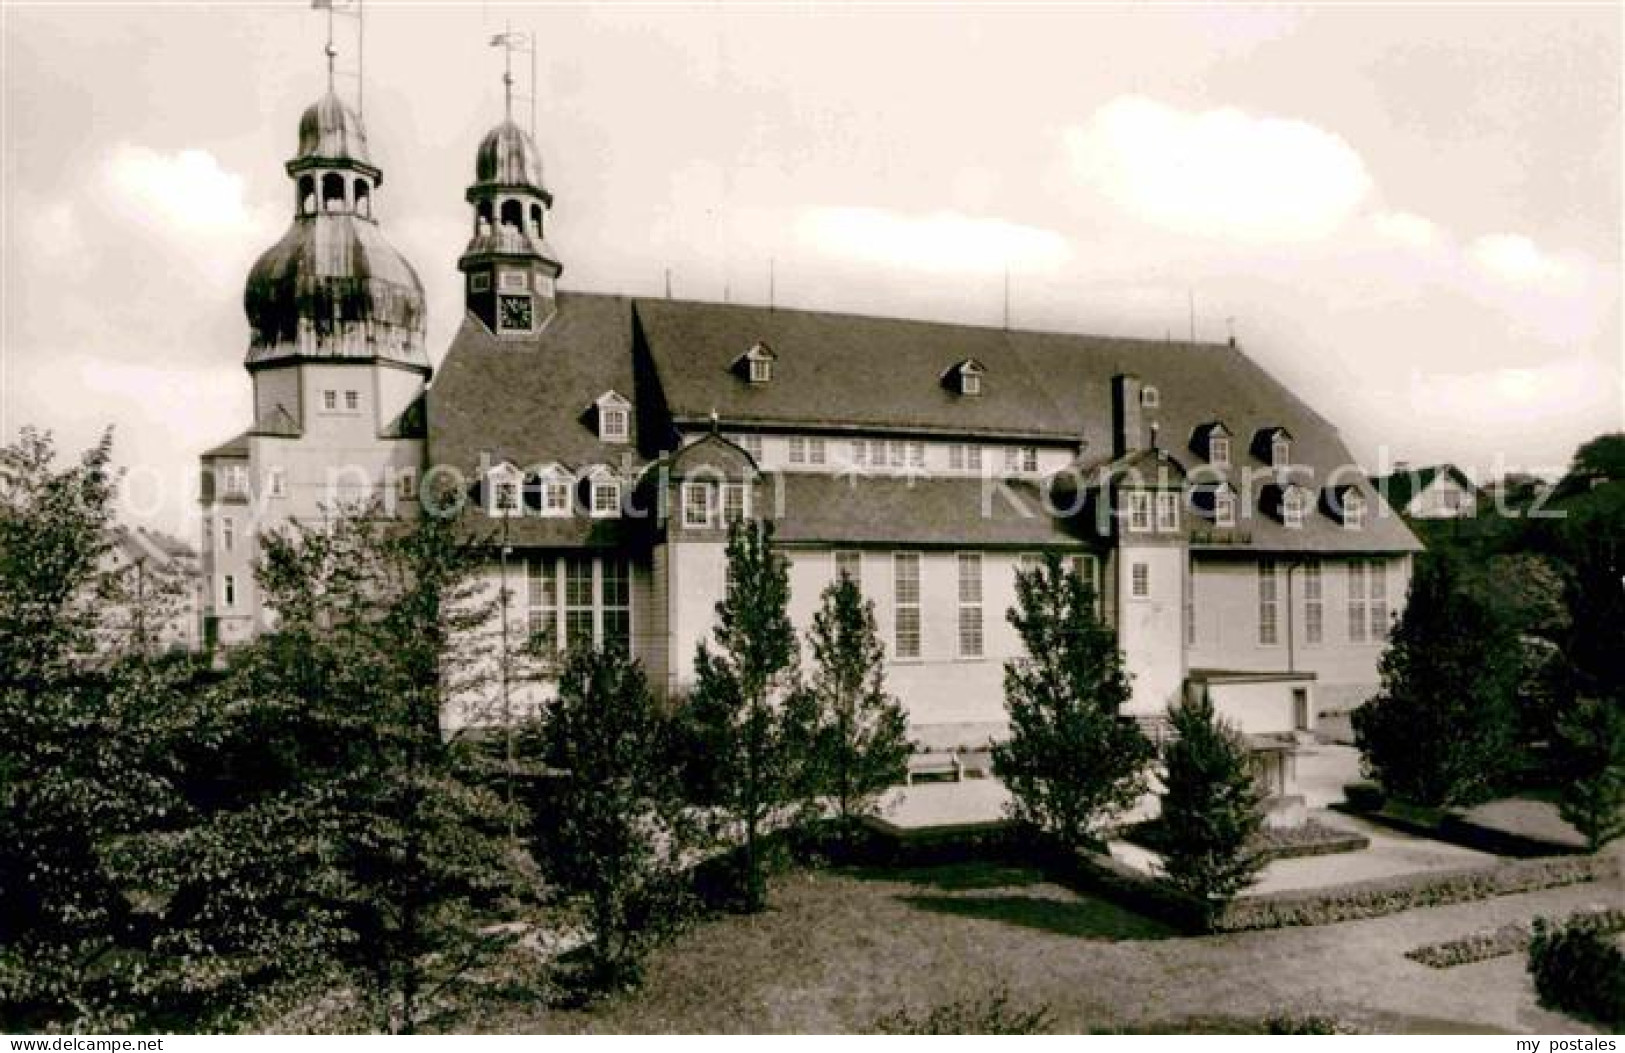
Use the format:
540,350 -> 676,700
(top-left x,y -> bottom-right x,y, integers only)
680,519 -> 808,911
993,553 -> 1153,851
803,573 -> 911,840
154,503 -> 534,1032
1157,693 -> 1266,918
1554,695 -> 1625,852
1353,554 -> 1520,807
529,644 -> 693,989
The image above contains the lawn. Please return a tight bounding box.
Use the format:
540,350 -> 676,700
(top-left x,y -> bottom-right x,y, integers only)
485,858 -> 1619,1034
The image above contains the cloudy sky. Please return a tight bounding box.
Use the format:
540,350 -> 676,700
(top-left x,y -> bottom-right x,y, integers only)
2,2 -> 1620,533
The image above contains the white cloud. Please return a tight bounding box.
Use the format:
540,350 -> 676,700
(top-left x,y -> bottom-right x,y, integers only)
1465,233 -> 1575,289
1065,96 -> 1372,242
795,206 -> 1071,275
101,145 -> 256,236
1371,211 -> 1443,250
1408,355 -> 1614,429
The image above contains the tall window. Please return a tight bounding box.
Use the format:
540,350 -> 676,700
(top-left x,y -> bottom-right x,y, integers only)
682,481 -> 713,528
1282,487 -> 1307,528
957,553 -> 983,658
527,558 -> 557,652
267,467 -> 286,499
722,482 -> 749,523
1209,435 -> 1231,467
1127,491 -> 1152,532
224,465 -> 249,498
1258,559 -> 1280,645
1272,435 -> 1292,468
749,358 -> 772,384
345,390 -> 360,412
907,442 -> 925,469
835,550 -> 861,586
887,440 -> 905,468
591,478 -> 621,517
222,574 -> 236,608
1368,561 -> 1389,642
894,553 -> 921,659
735,433 -> 761,461
1215,488 -> 1236,528
396,468 -> 416,501
601,559 -> 631,652
788,436 -> 806,464
601,406 -> 630,443
850,441 -> 868,468
323,390 -> 337,412
961,371 -> 982,396
1131,561 -> 1150,599
492,477 -> 520,515
948,443 -> 983,473
1155,491 -> 1179,532
1344,492 -> 1367,529
1348,561 -> 1369,643
541,476 -> 570,516
807,437 -> 826,465
1004,446 -> 1038,474
564,557 -> 595,650
222,516 -> 235,553
1303,559 -> 1323,645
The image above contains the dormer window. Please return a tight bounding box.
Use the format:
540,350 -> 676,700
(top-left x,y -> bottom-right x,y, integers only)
536,465 -> 573,517
736,342 -> 777,385
944,358 -> 986,397
1327,485 -> 1367,529
590,478 -> 622,518
1253,427 -> 1295,468
486,463 -> 524,517
1209,435 -> 1230,467
1282,486 -> 1308,528
1141,385 -> 1160,409
1215,488 -> 1236,527
594,391 -> 631,444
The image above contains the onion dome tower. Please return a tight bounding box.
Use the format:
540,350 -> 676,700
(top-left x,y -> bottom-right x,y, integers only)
243,92 -> 429,377
458,56 -> 562,337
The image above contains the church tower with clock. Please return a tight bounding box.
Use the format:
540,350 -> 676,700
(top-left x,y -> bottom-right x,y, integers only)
457,110 -> 562,337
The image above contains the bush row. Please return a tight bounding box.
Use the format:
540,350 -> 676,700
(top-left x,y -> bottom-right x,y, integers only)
1405,906 -> 1625,969
1052,847 -> 1618,934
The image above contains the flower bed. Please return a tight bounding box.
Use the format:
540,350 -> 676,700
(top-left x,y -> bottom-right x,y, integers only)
1123,819 -> 1369,863
1405,906 -> 1625,969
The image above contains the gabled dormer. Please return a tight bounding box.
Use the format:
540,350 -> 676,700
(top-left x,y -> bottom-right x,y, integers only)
1252,426 -> 1294,468
942,358 -> 985,397
533,462 -> 574,517
1190,421 -> 1233,467
1261,481 -> 1311,528
732,342 -> 777,385
1324,484 -> 1367,529
481,461 -> 525,517
1191,481 -> 1239,527
592,390 -> 632,444
578,464 -> 623,519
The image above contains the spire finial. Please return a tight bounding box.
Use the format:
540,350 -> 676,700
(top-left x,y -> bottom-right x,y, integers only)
489,25 -> 536,135
312,1 -> 363,114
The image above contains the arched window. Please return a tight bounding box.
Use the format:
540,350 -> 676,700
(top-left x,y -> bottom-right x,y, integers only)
321,173 -> 346,212
529,203 -> 543,238
298,175 -> 316,216
500,198 -> 523,230
476,200 -> 493,236
353,179 -> 371,218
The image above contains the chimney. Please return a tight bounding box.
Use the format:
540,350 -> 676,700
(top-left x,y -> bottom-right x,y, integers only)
1111,374 -> 1144,458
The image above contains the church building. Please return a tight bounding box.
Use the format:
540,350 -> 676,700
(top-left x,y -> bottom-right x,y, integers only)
199,75 -> 1423,775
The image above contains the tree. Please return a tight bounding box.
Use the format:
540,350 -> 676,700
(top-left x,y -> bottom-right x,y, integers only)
680,519 -> 808,911
529,644 -> 692,989
802,573 -> 911,841
0,428 -> 210,1031
154,503 -> 534,1032
1157,693 -> 1265,918
993,553 -> 1153,851
1353,554 -> 1521,807
1554,696 -> 1625,852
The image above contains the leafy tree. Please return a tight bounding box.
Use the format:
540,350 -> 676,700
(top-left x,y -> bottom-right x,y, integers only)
528,644 -> 693,989
1553,696 -> 1625,852
1353,554 -> 1521,806
1156,693 -> 1265,917
993,553 -> 1153,850
153,503 -> 534,1032
0,428 -> 212,1031
802,574 -> 911,840
680,519 -> 809,911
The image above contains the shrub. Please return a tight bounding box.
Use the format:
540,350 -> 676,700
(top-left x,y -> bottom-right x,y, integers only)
1553,695 -> 1625,852
1343,781 -> 1386,812
871,988 -> 1053,1034
1406,907 -> 1625,969
1528,916 -> 1625,1028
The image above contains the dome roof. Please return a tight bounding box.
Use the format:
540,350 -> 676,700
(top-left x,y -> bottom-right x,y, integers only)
295,91 -> 373,167
244,214 -> 428,371
474,120 -> 545,190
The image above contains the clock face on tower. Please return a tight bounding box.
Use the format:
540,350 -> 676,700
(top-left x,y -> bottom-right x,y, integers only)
498,294 -> 533,332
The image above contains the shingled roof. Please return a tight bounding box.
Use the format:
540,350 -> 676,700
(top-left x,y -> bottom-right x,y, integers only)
427,292 -> 1422,555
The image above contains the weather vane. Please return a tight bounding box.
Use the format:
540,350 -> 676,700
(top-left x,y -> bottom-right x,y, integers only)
489,23 -> 537,137
311,0 -> 365,115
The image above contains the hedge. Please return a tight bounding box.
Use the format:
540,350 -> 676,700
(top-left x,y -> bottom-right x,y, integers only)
1406,906 -> 1625,969
1529,916 -> 1625,1028
1055,848 -> 1618,934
